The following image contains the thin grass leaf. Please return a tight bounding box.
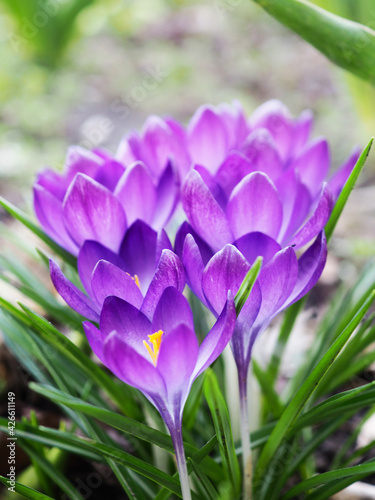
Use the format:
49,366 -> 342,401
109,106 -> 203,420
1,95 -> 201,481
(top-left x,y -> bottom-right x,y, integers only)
234,256 -> 262,315
154,437 -> 219,500
267,299 -> 304,385
29,383 -> 222,481
281,461 -> 375,499
251,0 -> 375,84
19,442 -> 85,500
0,196 -> 76,267
30,383 -> 174,451
203,369 -> 241,498
19,304 -> 141,418
292,382 -> 375,431
253,360 -> 283,418
189,459 -> 218,500
0,475 -> 54,500
325,137 -> 373,240
331,405 -> 375,470
0,418 -> 197,499
253,290 -> 375,494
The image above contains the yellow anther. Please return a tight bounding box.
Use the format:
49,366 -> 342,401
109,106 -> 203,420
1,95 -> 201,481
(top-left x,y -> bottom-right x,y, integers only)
126,272 -> 141,290
134,274 -> 140,289
143,330 -> 164,366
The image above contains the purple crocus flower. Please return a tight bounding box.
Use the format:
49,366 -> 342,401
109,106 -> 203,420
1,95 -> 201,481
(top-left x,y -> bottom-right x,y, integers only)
179,224 -> 327,493
181,137 -> 359,254
181,229 -> 326,380
34,147 -> 179,255
83,286 -> 237,499
49,220 -> 184,322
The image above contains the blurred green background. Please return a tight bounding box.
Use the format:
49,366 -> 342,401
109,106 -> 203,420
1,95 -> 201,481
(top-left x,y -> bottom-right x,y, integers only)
0,0 -> 374,259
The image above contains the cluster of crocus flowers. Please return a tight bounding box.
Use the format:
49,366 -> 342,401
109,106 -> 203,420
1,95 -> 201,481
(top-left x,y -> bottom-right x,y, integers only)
35,99 -> 359,499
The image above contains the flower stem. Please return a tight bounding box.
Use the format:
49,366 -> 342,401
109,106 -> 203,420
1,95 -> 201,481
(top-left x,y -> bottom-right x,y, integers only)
169,420 -> 192,500
239,368 -> 252,500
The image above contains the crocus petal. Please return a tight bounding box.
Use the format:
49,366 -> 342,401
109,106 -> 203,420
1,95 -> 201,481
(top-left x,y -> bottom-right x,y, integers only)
290,184 -> 333,249
231,282 -> 262,368
202,244 -> 250,315
103,332 -> 167,397
182,170 -> 233,252
194,165 -> 227,209
329,146 -> 361,200
119,220 -> 158,294
215,152 -> 254,199
188,105 -> 229,173
291,109 -> 314,157
175,221 -> 213,266
157,324 -> 199,402
285,231 -> 327,307
250,100 -> 293,161
290,137 -> 330,200
218,101 -> 249,149
239,128 -> 283,180
64,146 -> 103,184
114,161 -> 156,227
35,168 -> 67,201
152,287 -> 194,334
156,229 -> 173,267
93,160 -> 125,193
100,296 -> 151,355
226,172 -> 283,240
83,321 -> 105,362
193,294 -> 237,379
234,232 -> 281,266
139,116 -> 189,179
49,260 -> 99,321
256,246 -> 298,325
141,250 -> 185,320
34,185 -> 79,255
63,173 -> 127,252
78,240 -> 125,297
275,169 -> 312,244
153,161 -> 180,230
91,260 -> 143,309
182,234 -> 207,304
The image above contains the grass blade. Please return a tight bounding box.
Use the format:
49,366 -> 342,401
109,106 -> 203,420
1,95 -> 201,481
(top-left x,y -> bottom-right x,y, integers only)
325,137 -> 373,240
253,289 -> 375,494
0,196 -> 76,267
0,475 -> 54,500
282,461 -> 375,499
204,369 -> 241,498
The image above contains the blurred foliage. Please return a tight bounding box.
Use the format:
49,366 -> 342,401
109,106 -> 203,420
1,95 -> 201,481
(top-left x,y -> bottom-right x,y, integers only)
311,0 -> 375,147
0,0 -> 96,66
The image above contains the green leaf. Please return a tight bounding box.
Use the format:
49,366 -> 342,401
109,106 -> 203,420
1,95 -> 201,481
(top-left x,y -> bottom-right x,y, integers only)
253,360 -> 283,418
234,256 -> 262,315
29,383 -> 221,481
189,459 -> 218,500
19,304 -> 140,418
325,137 -> 373,240
251,0 -> 375,84
0,418 -> 193,499
292,383 -> 375,431
281,461 -> 375,499
203,369 -> 241,498
0,475 -> 54,500
19,442 -> 85,500
253,289 -> 375,494
30,383 -> 174,451
267,299 -> 304,385
0,196 -> 76,267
